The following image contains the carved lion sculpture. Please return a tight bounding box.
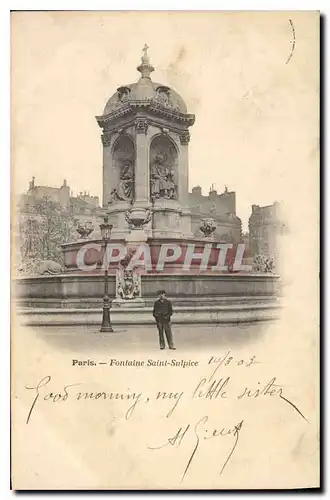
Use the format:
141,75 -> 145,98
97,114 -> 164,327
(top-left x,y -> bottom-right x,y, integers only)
38,260 -> 64,275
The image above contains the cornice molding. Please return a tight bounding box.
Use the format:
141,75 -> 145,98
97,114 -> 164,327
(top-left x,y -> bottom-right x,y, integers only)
100,116 -> 191,140
96,100 -> 195,129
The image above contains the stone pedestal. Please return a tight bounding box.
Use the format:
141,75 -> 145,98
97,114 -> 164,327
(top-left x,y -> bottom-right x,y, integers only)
112,297 -> 146,308
108,201 -> 132,239
180,207 -> 194,238
152,199 -> 185,238
202,235 -> 216,242
126,229 -> 148,244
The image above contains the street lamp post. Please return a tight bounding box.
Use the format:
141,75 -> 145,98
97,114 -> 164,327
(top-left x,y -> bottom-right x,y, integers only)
100,216 -> 113,332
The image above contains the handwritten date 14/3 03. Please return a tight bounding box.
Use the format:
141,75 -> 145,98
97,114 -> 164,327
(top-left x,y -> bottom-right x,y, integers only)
207,351 -> 258,380
208,352 -> 257,368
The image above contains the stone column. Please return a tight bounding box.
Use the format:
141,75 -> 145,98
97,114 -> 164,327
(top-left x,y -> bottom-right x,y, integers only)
102,131 -> 117,208
178,130 -> 193,237
133,118 -> 150,208
102,131 -> 132,239
178,131 -> 190,207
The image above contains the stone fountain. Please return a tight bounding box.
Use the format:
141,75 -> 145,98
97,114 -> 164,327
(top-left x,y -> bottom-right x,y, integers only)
16,47 -> 280,326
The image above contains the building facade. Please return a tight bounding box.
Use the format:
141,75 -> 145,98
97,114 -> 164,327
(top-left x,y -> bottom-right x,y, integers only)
18,177 -> 101,217
248,201 -> 286,259
189,185 -> 242,242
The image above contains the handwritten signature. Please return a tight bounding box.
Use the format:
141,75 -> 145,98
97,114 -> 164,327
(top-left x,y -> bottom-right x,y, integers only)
148,416 -> 244,482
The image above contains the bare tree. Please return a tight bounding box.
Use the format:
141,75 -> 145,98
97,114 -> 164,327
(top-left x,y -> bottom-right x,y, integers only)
17,196 -> 78,274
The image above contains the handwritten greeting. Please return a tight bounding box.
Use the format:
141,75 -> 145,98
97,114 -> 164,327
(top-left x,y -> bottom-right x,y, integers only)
23,351 -> 309,483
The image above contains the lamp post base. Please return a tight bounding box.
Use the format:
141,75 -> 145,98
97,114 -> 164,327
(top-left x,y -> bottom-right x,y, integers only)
100,314 -> 113,332
100,297 -> 113,333
100,325 -> 114,333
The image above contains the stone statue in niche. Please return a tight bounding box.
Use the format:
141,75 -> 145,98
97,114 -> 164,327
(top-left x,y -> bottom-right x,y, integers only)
117,86 -> 131,105
110,158 -> 134,203
155,87 -> 180,111
156,88 -> 170,106
150,154 -> 176,200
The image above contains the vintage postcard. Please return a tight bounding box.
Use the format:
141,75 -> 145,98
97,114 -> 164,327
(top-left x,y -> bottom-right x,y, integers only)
11,11 -> 320,490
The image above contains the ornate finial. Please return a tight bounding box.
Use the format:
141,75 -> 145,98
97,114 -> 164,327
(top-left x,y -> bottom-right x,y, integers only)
137,43 -> 154,79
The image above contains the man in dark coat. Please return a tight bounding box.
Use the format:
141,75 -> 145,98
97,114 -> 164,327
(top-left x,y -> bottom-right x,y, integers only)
153,290 -> 176,350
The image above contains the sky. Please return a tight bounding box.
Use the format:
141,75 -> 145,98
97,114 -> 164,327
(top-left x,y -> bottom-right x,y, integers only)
11,11 -> 319,230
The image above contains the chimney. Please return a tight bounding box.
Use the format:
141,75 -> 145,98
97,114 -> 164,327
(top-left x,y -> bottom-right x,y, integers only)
209,183 -> 217,199
192,186 -> 202,196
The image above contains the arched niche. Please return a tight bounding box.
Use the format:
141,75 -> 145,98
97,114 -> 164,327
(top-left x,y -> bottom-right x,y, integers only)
111,135 -> 135,203
149,135 -> 178,200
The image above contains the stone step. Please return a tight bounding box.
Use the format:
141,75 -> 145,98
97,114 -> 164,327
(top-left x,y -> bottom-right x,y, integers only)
16,301 -> 281,327
16,295 -> 279,309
